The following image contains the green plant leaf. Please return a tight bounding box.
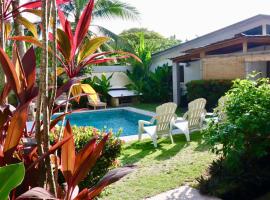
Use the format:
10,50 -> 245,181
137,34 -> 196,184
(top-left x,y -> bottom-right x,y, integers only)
0,163 -> 25,200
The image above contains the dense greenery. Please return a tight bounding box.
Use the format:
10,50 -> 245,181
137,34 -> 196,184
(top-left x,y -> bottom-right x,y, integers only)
199,78 -> 270,199
127,63 -> 172,103
186,80 -> 232,110
120,28 -> 180,53
125,34 -> 172,103
83,73 -> 113,102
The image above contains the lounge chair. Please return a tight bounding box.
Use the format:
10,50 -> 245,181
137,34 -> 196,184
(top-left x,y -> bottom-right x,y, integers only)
87,92 -> 107,110
172,98 -> 207,141
55,93 -> 72,111
138,102 -> 177,147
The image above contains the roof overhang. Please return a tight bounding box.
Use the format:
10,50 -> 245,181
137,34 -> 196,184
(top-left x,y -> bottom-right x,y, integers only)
171,34 -> 270,63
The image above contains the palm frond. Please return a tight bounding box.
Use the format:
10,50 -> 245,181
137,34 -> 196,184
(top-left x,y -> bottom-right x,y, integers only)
93,0 -> 139,21
93,25 -> 135,53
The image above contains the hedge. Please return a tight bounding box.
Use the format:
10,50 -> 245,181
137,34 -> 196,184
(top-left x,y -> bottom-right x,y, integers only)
186,80 -> 233,110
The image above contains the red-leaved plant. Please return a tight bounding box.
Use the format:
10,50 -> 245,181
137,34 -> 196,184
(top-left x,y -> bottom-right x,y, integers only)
11,0 -> 140,79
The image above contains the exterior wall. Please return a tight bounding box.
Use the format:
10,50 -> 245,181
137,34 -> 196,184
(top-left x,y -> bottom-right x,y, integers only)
92,66 -> 131,88
150,51 -> 180,71
184,61 -> 202,83
202,57 -> 246,80
245,61 -> 267,78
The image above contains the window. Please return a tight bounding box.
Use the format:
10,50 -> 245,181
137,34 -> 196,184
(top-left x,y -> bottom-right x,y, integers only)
178,64 -> 184,83
243,26 -> 262,35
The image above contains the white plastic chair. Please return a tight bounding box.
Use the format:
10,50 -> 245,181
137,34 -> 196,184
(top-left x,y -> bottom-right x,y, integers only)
138,102 -> 177,147
214,96 -> 228,122
172,98 -> 207,141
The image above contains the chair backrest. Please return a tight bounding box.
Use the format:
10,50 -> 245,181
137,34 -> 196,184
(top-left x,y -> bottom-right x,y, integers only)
155,102 -> 177,136
215,96 -> 228,122
87,93 -> 100,104
187,98 -> 206,130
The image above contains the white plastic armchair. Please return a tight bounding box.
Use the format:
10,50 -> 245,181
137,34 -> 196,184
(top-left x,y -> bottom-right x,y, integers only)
138,102 -> 177,147
214,96 -> 228,122
172,98 -> 207,141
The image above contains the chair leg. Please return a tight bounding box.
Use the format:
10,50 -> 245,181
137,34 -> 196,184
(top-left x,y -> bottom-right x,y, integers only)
183,131 -> 190,142
169,132 -> 174,144
152,135 -> 158,148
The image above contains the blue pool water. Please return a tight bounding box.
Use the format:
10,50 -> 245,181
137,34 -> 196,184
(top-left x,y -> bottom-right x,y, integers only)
55,109 -> 152,136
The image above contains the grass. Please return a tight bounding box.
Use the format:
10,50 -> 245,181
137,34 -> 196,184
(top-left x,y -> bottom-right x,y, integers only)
99,133 -> 216,200
132,102 -> 185,116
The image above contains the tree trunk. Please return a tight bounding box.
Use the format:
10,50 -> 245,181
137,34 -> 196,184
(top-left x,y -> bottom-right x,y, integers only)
50,0 -> 59,194
11,0 -> 26,57
37,0 -> 56,195
0,0 -> 5,50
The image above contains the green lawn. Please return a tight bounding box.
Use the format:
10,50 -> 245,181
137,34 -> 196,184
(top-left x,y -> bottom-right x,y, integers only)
132,102 -> 185,116
100,133 -> 216,200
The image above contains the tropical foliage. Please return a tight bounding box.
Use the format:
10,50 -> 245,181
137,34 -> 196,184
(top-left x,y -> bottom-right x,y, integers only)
0,0 -> 136,199
83,73 -> 113,102
186,80 -> 232,109
126,34 -> 172,103
120,28 -> 181,53
199,77 -> 270,199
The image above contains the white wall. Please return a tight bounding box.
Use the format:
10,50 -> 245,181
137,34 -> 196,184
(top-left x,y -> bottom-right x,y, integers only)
91,66 -> 131,88
184,61 -> 202,83
246,61 -> 267,78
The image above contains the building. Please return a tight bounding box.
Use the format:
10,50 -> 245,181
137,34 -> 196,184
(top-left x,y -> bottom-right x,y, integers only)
151,14 -> 270,104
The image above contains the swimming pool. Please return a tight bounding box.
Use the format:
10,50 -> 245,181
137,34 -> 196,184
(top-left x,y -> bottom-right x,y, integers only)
55,108 -> 153,136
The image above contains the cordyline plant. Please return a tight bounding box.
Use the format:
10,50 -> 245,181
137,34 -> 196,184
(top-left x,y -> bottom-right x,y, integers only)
0,45 -> 133,199
0,46 -> 72,196
0,0 -> 70,39
11,0 -> 140,79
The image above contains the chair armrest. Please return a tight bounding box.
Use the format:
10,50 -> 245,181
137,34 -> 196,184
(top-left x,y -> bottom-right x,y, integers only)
138,120 -> 153,140
138,120 -> 153,126
182,111 -> 188,120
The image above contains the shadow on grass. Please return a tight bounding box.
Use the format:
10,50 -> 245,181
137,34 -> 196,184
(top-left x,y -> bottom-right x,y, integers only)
121,132 -> 209,165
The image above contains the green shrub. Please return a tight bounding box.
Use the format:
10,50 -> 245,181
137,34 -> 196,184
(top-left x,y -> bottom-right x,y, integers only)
186,80 -> 232,110
126,63 -> 173,103
51,126 -> 122,189
199,78 -> 270,199
83,73 -> 113,102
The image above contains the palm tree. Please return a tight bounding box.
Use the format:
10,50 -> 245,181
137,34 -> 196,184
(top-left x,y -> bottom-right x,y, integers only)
62,0 -> 139,51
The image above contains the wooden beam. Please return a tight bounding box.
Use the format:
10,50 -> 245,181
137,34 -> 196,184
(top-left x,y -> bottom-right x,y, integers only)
242,40 -> 248,53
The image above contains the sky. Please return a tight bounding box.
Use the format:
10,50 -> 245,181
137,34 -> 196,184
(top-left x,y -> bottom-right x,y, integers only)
95,0 -> 270,41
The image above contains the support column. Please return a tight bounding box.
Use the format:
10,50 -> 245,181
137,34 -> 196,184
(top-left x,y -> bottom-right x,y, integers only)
243,40 -> 248,53
172,62 -> 181,105
262,24 -> 267,35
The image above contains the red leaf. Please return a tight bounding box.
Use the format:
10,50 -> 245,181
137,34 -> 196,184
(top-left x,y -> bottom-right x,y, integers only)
27,134 -> 72,171
71,134 -> 109,187
21,0 -> 70,9
58,9 -> 73,44
22,47 -> 36,91
73,0 -> 94,55
3,103 -> 29,158
61,120 -> 75,184
87,166 -> 136,199
16,187 -> 56,199
0,48 -> 20,96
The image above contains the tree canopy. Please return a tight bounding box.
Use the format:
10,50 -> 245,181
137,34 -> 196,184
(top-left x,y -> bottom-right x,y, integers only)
120,28 -> 181,53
